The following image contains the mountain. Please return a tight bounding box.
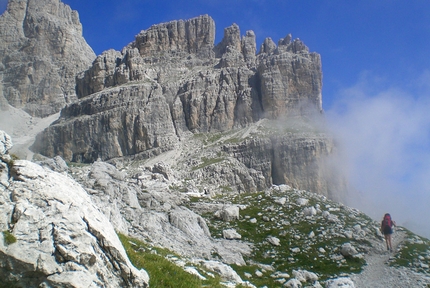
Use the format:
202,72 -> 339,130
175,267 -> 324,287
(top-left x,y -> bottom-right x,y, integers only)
0,0 -> 95,117
1,130 -> 429,287
1,0 -> 429,287
30,14 -> 344,199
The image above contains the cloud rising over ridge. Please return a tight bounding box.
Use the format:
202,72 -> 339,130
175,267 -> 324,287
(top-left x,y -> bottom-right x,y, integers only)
326,72 -> 430,239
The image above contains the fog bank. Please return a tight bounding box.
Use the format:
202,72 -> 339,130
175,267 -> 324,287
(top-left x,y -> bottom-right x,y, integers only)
326,73 -> 430,239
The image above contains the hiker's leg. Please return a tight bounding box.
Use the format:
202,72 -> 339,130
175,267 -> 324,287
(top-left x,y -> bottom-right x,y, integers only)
384,234 -> 389,250
388,234 -> 393,250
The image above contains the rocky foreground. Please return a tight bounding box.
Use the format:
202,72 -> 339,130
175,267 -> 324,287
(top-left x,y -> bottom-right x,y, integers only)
1,1 -> 429,286
1,130 -> 430,287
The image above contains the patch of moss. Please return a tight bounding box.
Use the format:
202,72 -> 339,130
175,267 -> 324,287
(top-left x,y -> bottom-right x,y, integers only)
3,230 -> 17,245
0,280 -> 19,288
67,161 -> 89,168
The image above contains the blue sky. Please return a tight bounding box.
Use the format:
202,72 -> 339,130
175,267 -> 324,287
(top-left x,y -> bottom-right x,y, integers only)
1,0 -> 430,237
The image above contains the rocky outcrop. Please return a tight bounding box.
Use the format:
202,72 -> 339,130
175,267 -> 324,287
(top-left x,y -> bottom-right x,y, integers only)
0,0 -> 95,117
133,14 -> 215,59
221,130 -> 345,199
33,83 -> 179,162
3,131 -> 430,287
0,131 -> 149,287
257,37 -> 322,118
34,16 -> 322,160
70,160 -> 252,266
0,130 -> 13,154
28,11 -> 339,198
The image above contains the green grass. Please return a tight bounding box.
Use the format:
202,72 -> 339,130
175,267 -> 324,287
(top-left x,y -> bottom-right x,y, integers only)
2,230 -> 17,245
0,280 -> 19,288
191,157 -> 225,171
67,161 -> 89,168
197,189 -> 372,285
118,233 -> 225,287
389,229 -> 430,274
117,178 -> 429,287
193,129 -> 245,146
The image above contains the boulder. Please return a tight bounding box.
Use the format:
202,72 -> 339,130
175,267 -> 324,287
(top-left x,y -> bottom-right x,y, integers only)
340,243 -> 358,257
326,277 -> 356,288
284,278 -> 302,288
0,158 -> 148,287
223,229 -> 242,240
214,205 -> 240,222
267,236 -> 281,246
201,260 -> 244,284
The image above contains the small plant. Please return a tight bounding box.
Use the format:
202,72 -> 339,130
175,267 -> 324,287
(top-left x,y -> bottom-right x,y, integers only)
3,230 -> 17,245
10,154 -> 19,161
118,233 -> 224,288
191,157 -> 225,171
5,154 -> 19,170
389,229 -> 430,274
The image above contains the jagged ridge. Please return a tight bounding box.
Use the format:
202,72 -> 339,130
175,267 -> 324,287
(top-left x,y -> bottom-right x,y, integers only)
30,14 -> 336,197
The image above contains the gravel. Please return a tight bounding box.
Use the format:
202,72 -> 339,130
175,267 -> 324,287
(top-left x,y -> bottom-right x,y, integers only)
351,230 -> 430,287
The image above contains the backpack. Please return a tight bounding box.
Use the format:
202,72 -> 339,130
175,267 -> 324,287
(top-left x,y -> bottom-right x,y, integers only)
383,214 -> 392,228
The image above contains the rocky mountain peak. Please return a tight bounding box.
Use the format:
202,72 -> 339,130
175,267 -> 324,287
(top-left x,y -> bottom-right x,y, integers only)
0,0 -> 95,117
31,13 -> 332,198
214,23 -> 242,57
132,14 -> 215,59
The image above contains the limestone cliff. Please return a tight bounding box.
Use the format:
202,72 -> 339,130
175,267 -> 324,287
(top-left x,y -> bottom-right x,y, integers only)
0,0 -> 95,117
31,14 -> 340,197
0,131 -> 149,287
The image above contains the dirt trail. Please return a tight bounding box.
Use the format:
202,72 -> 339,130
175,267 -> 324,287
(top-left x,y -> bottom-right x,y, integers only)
351,230 -> 430,287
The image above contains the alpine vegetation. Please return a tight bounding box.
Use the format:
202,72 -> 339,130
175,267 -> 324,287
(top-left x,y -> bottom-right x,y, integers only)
0,0 -> 429,287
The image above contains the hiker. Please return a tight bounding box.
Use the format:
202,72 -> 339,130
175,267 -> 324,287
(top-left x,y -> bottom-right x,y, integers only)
381,213 -> 396,252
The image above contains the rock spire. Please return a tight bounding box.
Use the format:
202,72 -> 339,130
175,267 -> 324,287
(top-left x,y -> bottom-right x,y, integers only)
0,0 -> 95,117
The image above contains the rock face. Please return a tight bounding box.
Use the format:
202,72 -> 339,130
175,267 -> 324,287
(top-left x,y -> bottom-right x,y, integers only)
0,0 -> 95,117
34,14 -> 322,159
70,160 -> 252,267
0,131 -> 149,287
31,14 -> 335,196
134,14 -> 215,59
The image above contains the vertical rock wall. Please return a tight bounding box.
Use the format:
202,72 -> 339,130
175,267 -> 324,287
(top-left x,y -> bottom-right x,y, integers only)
0,0 -> 95,117
29,13 -> 343,197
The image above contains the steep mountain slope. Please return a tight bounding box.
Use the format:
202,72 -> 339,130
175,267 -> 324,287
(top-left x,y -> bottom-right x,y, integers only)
1,1 -> 428,287
0,0 -> 95,117
31,14 -> 343,198
5,129 -> 430,287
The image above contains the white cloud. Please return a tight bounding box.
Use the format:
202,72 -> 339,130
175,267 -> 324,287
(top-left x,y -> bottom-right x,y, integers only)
326,72 -> 430,238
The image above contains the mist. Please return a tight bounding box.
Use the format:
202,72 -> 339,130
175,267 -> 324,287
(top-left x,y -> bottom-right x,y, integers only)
326,73 -> 430,239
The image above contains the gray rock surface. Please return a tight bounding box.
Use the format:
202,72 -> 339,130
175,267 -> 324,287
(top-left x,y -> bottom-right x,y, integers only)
30,13 -> 342,197
1,3 -> 429,287
326,277 -> 355,288
0,130 -> 13,154
3,131 -> 430,287
69,160 -> 252,266
0,0 -> 95,117
0,131 -> 148,287
33,16 -> 323,157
